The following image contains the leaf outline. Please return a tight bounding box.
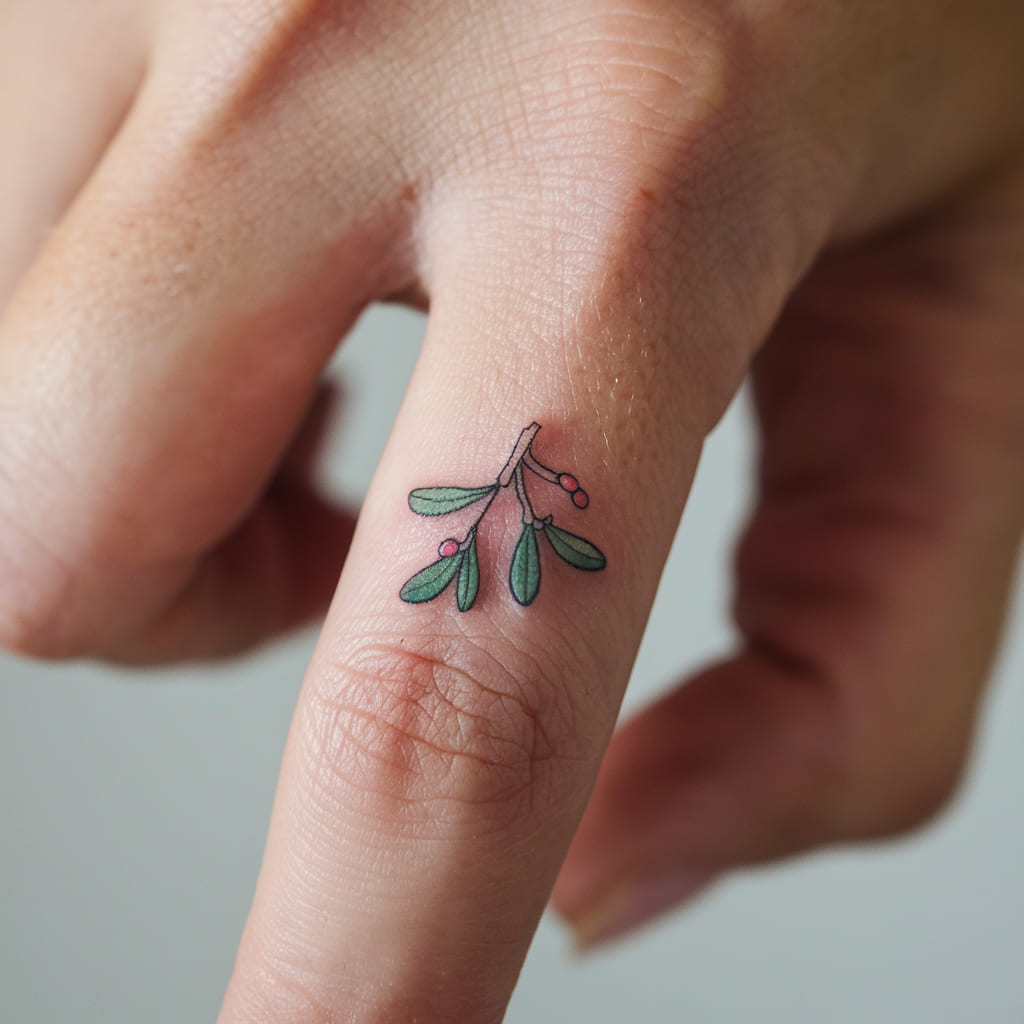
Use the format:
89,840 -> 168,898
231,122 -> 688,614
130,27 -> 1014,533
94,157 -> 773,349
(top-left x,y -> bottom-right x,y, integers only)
509,525 -> 541,606
408,486 -> 496,517
400,553 -> 464,603
456,534 -> 480,611
543,524 -> 606,571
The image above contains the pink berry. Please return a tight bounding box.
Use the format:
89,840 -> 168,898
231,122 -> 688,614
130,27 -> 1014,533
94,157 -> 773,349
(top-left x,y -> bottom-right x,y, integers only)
438,539 -> 459,558
559,473 -> 579,493
572,489 -> 589,509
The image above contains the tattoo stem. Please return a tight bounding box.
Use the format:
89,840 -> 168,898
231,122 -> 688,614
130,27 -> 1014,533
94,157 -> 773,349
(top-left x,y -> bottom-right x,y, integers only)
523,450 -> 559,484
459,487 -> 499,549
498,422 -> 541,487
513,463 -> 535,524
401,422 -> 605,610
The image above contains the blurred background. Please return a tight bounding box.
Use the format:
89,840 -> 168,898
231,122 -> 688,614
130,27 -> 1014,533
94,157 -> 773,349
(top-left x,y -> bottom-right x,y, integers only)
2,305 -> 1023,1023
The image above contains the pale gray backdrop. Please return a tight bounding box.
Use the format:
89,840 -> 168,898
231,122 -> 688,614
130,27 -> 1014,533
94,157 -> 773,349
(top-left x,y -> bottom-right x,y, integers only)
3,306 -> 1022,1022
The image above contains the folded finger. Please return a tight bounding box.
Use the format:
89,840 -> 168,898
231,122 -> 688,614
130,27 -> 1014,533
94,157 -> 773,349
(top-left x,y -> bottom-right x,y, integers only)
554,172 -> 1024,946
0,25 -> 414,659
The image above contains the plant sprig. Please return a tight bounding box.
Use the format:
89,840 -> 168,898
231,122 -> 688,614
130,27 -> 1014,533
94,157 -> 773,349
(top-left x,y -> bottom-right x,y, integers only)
399,422 -> 606,610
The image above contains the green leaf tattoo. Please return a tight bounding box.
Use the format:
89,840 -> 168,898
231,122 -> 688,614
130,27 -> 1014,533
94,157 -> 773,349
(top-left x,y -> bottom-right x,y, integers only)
509,525 -> 541,606
400,423 -> 605,610
409,485 -> 497,516
456,533 -> 480,612
399,553 -> 463,603
543,523 -> 606,571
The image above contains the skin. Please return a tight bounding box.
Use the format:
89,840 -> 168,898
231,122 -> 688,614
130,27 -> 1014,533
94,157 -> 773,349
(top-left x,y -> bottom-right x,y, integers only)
2,0 -> 1024,1020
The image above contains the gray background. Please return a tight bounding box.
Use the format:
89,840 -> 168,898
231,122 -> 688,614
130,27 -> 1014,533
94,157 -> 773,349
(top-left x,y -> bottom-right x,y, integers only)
3,305 -> 1022,1022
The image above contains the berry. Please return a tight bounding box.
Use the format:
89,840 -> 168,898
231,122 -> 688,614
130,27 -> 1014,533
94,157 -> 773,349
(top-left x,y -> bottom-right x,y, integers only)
572,489 -> 589,509
438,539 -> 460,558
559,473 -> 579,493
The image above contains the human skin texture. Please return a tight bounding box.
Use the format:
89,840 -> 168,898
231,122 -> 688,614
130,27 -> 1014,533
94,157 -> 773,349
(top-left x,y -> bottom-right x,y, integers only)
2,1 -> 1024,1021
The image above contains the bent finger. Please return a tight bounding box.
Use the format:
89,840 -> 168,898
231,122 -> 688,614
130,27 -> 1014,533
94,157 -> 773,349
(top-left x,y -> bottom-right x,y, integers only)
110,382 -> 357,663
553,170 -> 1024,946
0,34 -> 411,659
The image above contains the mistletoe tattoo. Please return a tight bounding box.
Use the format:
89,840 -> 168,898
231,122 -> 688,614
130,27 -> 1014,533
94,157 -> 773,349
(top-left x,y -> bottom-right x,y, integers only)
400,422 -> 606,610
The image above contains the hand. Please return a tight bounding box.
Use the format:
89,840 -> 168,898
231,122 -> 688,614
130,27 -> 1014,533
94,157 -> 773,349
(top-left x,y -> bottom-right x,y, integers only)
3,1 -> 1023,1020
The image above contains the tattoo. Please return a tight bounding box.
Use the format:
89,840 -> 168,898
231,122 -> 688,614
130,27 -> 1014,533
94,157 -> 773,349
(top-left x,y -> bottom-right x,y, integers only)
400,422 -> 606,610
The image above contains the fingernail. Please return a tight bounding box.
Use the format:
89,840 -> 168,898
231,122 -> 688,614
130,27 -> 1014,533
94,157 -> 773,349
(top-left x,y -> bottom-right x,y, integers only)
572,868 -> 718,952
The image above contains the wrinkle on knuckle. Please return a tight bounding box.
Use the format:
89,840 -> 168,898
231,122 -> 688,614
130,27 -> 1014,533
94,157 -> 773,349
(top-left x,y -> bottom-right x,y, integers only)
546,2 -> 755,170
449,11 -> 775,432
442,2 -> 758,217
299,625 -> 580,829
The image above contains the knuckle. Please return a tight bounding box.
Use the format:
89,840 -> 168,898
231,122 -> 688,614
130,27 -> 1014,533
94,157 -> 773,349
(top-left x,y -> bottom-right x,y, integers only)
849,741 -> 969,839
733,646 -> 973,848
299,624 -> 583,828
832,695 -> 974,840
450,8 -> 786,435
0,565 -> 74,660
546,2 -> 758,174
0,423 -> 110,660
0,509 -> 77,660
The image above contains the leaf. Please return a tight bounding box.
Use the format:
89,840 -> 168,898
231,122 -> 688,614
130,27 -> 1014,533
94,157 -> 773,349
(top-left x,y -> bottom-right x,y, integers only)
509,524 -> 541,606
408,485 -> 496,516
456,534 -> 480,612
543,524 -> 606,571
400,553 -> 463,603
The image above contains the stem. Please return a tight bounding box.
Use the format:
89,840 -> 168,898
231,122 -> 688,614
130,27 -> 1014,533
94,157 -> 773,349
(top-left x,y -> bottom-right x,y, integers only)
523,450 -> 559,484
454,424 -> 544,546
460,486 -> 499,549
513,463 -> 535,524
498,422 -> 541,487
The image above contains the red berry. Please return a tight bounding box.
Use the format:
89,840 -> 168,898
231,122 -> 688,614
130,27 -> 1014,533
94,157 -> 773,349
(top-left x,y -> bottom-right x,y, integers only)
572,489 -> 589,509
438,539 -> 459,558
559,473 -> 579,493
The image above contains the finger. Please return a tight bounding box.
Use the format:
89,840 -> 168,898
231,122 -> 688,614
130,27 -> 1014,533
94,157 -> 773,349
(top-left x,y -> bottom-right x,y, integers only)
278,379 -> 343,485
0,0 -> 148,305
552,165 -> 1024,947
216,72 -> 824,1024
110,381 -> 356,663
0,19 -> 415,660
